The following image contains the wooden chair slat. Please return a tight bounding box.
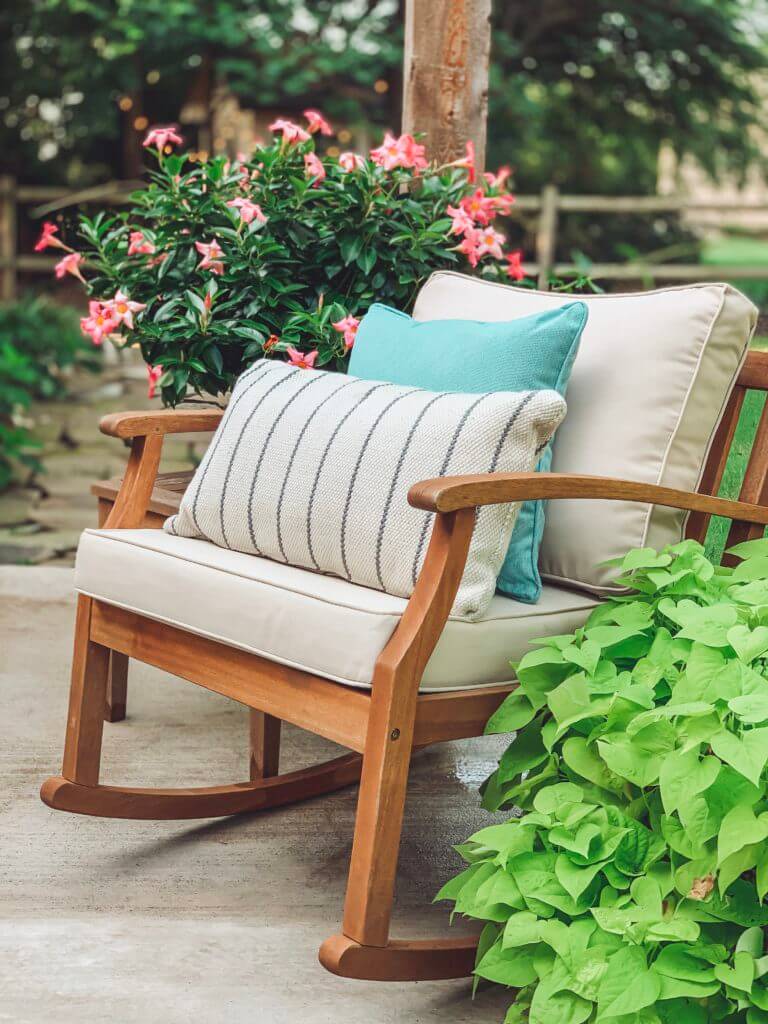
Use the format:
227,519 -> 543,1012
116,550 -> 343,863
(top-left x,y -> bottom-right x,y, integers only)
686,385 -> 746,542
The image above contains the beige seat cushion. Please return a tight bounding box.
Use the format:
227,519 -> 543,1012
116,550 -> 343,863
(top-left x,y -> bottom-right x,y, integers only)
414,272 -> 758,594
75,529 -> 598,692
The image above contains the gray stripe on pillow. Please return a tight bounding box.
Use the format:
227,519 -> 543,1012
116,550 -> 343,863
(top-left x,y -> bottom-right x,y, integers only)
410,391 -> 492,586
306,381 -> 393,570
339,388 -> 420,581
275,375 -> 358,563
190,361 -> 275,536
245,372 -> 326,553
489,391 -> 536,471
219,367 -> 301,548
374,393 -> 447,589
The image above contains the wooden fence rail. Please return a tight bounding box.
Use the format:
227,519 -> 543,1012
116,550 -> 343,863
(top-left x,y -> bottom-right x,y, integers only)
1,176 -> 768,301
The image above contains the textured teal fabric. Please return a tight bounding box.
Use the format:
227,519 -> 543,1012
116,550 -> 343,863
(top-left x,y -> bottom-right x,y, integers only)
349,301 -> 588,602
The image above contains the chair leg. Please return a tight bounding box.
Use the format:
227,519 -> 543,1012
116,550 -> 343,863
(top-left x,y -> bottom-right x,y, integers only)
61,595 -> 111,786
105,651 -> 129,723
249,710 -> 281,780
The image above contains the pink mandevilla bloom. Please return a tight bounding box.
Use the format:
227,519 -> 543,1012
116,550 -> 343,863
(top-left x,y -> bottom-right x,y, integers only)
54,251 -> 85,282
370,132 -> 427,171
195,239 -> 225,275
142,126 -> 183,152
285,346 -> 318,369
484,165 -> 512,189
506,250 -> 526,281
446,204 -> 475,236
35,221 -> 66,252
269,118 -> 310,144
80,301 -> 119,346
460,188 -> 498,227
304,109 -> 332,136
338,151 -> 365,172
226,197 -> 267,225
108,289 -> 146,330
304,152 -> 326,185
457,228 -> 482,268
127,230 -> 156,256
332,314 -> 360,350
147,364 -> 164,399
475,226 -> 506,261
453,141 -> 476,183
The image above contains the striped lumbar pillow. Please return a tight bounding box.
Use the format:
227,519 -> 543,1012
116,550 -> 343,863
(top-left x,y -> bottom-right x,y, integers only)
165,360 -> 566,621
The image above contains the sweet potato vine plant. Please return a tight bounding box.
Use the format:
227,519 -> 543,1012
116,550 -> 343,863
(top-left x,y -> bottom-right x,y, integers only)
39,114 -> 540,406
440,537 -> 768,1024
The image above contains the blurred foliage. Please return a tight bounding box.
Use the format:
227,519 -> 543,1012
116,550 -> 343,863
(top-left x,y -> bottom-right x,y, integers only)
0,1 -> 765,262
0,293 -> 101,398
0,296 -> 100,489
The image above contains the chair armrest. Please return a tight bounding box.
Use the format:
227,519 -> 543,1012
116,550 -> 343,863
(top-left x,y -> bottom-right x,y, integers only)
408,471 -> 768,528
100,408 -> 223,439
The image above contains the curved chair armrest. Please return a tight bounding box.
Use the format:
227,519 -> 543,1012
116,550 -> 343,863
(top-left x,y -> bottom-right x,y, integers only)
100,408 -> 223,439
409,471 -> 768,527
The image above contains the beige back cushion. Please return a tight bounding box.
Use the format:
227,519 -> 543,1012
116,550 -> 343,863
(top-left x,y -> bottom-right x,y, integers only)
413,272 -> 758,594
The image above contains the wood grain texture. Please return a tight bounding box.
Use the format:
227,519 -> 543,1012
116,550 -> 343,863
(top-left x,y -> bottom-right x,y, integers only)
61,595 -> 110,786
402,0 -> 491,167
249,711 -> 282,780
102,433 -> 163,530
342,508 -> 476,948
41,753 -> 361,820
409,471 -> 768,526
99,408 -> 223,439
686,385 -> 746,542
319,933 -> 479,981
104,651 -> 129,723
89,601 -> 371,754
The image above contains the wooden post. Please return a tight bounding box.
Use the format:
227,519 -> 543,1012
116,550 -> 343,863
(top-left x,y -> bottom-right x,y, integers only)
402,0 -> 492,171
0,175 -> 17,302
536,184 -> 559,289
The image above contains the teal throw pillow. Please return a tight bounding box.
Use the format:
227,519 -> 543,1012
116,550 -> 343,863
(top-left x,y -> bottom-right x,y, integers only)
348,301 -> 588,602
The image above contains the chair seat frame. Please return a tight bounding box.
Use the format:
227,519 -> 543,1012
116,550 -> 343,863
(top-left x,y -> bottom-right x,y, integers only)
41,351 -> 768,982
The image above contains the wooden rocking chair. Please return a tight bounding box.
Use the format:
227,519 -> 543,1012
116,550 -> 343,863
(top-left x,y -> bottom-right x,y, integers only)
40,347 -> 768,982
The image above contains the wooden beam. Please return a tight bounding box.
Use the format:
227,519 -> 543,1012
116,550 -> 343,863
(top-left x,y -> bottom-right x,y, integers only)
402,0 -> 492,169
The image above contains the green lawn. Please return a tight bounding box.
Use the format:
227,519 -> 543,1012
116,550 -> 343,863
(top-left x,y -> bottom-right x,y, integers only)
704,337 -> 767,562
702,235 -> 768,266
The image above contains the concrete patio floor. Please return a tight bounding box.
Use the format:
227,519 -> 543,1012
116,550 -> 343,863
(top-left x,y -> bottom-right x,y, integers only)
1,566 -> 514,1023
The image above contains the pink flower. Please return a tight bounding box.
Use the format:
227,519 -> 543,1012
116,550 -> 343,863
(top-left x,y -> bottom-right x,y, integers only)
475,226 -> 506,261
446,204 -> 475,236
304,109 -> 332,136
484,165 -> 511,189
226,197 -> 267,225
79,301 -> 119,346
370,132 -> 427,171
332,314 -> 360,350
195,239 -> 225,275
54,251 -> 85,282
460,188 -> 498,227
505,250 -> 526,281
107,289 -> 146,330
304,152 -> 326,185
491,192 -> 516,216
269,118 -> 310,144
285,346 -> 318,369
142,125 -> 183,152
338,151 -> 365,172
127,230 -> 156,256
452,141 -> 476,183
147,364 -> 163,399
34,221 -> 66,252
457,228 -> 482,268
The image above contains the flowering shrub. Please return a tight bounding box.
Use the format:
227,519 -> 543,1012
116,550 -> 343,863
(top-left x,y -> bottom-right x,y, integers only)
41,115 -> 528,405
440,538 -> 768,1024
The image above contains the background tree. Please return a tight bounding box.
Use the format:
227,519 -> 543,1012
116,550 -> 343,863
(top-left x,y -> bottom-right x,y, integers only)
1,0 -> 766,261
